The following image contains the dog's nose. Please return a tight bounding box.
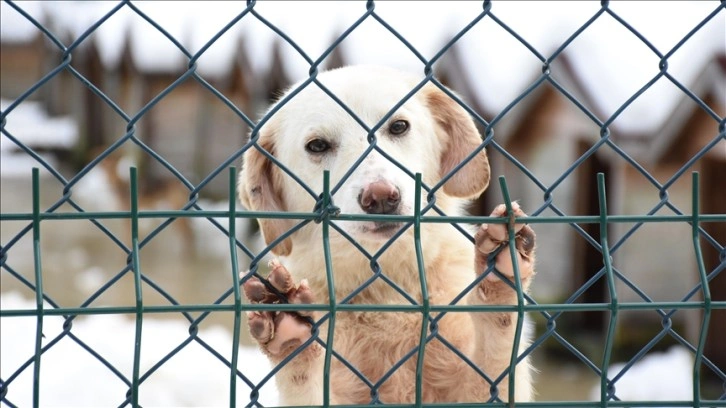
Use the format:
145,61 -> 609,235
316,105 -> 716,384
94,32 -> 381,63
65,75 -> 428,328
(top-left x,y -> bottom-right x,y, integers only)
358,181 -> 401,214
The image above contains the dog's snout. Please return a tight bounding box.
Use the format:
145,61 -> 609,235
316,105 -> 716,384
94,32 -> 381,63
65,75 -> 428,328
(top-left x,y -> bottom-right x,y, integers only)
358,181 -> 401,214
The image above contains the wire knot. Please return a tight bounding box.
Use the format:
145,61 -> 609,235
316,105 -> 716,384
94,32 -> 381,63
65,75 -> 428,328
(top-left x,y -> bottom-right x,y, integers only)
313,195 -> 340,224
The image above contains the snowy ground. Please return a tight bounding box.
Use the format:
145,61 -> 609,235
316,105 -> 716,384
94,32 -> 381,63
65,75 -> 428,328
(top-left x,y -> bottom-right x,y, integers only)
0,288 -> 701,407
0,291 -> 279,407
588,346 -> 695,405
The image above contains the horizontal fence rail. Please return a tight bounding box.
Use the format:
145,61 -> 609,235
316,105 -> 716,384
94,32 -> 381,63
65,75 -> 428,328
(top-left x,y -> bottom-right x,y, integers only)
1,0 -> 725,407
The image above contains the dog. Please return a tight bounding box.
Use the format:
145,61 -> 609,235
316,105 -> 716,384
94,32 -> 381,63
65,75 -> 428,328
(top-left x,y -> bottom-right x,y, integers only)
238,65 -> 536,404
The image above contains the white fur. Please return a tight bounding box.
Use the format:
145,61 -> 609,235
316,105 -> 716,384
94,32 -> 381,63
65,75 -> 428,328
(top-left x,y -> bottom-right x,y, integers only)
239,65 -> 535,404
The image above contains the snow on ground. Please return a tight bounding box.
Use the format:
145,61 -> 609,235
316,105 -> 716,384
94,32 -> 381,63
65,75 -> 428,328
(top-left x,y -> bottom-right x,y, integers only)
589,346 -> 695,405
0,291 -> 279,407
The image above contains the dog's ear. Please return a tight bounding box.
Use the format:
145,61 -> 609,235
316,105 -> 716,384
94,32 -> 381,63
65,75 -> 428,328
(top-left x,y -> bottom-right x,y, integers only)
239,136 -> 293,256
425,85 -> 490,198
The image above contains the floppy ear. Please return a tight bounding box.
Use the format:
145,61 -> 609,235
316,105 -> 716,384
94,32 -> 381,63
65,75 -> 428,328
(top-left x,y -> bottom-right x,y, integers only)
238,136 -> 293,256
425,85 -> 490,199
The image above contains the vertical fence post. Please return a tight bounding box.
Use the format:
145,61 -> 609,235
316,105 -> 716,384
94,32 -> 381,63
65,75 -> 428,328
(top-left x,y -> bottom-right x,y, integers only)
322,170 -> 337,407
413,173 -> 429,408
692,171 -> 711,408
130,167 -> 143,406
31,168 -> 43,408
597,172 -> 618,408
498,176 -> 525,406
229,166 -> 241,408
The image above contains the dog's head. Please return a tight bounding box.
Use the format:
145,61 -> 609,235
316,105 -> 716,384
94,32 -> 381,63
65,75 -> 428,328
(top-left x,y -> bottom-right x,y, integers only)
239,66 -> 489,256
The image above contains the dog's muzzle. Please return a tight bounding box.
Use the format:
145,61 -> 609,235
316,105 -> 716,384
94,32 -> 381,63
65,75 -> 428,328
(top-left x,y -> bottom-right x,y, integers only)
358,180 -> 401,215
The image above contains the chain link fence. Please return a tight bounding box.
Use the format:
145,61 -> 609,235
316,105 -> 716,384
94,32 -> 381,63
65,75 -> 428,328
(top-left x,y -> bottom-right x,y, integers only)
1,0 -> 725,407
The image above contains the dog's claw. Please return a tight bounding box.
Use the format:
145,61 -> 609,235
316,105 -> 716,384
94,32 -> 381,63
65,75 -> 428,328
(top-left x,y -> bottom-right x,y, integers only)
269,259 -> 295,292
241,260 -> 316,358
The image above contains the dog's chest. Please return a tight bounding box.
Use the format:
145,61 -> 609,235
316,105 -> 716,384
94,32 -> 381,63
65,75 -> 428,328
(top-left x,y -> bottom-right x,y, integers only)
329,310 -> 476,403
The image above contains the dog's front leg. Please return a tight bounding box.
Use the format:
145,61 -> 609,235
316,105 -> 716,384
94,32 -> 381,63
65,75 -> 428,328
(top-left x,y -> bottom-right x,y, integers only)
467,202 -> 536,402
242,260 -> 331,405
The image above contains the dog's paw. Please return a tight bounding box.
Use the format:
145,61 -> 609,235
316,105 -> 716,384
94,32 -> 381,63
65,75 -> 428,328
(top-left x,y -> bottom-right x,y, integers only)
475,202 -> 536,284
242,260 -> 316,358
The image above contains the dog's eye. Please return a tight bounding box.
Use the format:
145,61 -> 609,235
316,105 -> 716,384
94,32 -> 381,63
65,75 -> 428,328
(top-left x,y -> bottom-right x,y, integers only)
305,138 -> 331,154
389,120 -> 409,136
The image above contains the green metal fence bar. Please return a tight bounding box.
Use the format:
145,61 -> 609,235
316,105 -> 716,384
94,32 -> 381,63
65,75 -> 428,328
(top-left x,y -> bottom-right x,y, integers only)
692,172 -> 712,408
322,171 -> 338,408
497,178 -> 526,405
30,169 -> 42,408
413,173 -> 430,408
3,299 -> 725,318
596,173 -> 617,408
129,167 -> 143,407
3,211 -> 726,225
229,166 -> 243,407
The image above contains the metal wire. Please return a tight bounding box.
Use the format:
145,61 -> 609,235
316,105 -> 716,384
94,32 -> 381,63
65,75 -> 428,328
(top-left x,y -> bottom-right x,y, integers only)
1,0 -> 725,407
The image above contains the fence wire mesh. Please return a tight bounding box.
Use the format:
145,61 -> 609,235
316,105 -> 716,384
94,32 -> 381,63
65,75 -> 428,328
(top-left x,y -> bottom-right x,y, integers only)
1,0 -> 725,407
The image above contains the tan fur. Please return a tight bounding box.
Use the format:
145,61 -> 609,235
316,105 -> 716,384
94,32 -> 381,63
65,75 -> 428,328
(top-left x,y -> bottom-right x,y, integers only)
425,87 -> 490,198
239,66 -> 535,405
238,137 -> 293,255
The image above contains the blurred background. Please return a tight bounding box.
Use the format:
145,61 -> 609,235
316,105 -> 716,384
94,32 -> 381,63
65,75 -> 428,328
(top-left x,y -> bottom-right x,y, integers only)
1,1 -> 724,405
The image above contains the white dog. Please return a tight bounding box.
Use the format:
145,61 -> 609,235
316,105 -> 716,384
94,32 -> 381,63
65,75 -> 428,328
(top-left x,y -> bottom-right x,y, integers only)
239,65 -> 536,404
